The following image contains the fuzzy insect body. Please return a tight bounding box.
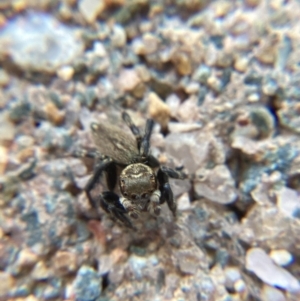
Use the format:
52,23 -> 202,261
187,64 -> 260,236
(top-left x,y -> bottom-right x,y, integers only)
90,122 -> 139,165
76,112 -> 187,228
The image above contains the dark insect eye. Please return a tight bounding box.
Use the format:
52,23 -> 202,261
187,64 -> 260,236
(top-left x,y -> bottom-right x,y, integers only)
124,192 -> 128,197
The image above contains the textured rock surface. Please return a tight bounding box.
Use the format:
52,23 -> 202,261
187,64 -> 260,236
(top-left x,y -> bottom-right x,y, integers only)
0,0 -> 300,300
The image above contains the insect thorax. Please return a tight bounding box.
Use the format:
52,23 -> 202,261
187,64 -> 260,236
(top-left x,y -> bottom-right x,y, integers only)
119,163 -> 157,200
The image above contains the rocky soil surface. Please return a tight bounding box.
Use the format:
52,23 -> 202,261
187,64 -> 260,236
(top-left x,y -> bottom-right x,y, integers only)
0,0 -> 300,300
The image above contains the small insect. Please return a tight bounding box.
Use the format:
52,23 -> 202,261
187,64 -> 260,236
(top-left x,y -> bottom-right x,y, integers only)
75,112 -> 187,228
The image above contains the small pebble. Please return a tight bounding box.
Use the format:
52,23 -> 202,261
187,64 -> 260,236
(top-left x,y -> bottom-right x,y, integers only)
246,248 -> 300,293
0,114 -> 15,144
73,265 -> 102,301
234,56 -> 249,73
165,131 -> 209,174
195,165 -> 237,204
158,153 -> 168,164
255,35 -> 278,65
110,248 -> 128,264
32,261 -> 51,280
132,38 -> 146,55
79,0 -> 105,23
16,147 -> 35,163
0,145 -> 7,175
98,254 -> 113,276
0,14 -> 5,27
233,279 -> 246,293
216,52 -> 233,68
111,24 -> 127,48
247,93 -> 260,103
44,102 -> 65,125
132,34 -> 159,55
149,4 -> 164,17
92,42 -> 107,57
12,0 -> 27,11
177,192 -> 191,211
207,76 -> 222,92
53,251 -> 77,275
192,65 -> 211,84
139,20 -> 153,33
57,66 -> 74,81
59,3 -> 73,21
0,12 -> 83,73
0,69 -> 9,87
166,93 -> 181,116
276,187 -> 300,218
261,285 -> 287,301
168,122 -> 202,133
14,248 -> 38,269
214,1 -> 232,18
128,255 -> 147,280
174,247 -> 206,275
148,92 -> 170,130
141,33 -> 160,54
177,95 -> 199,123
270,0 -> 285,10
262,79 -> 278,96
118,68 -> 141,92
269,249 -> 293,267
0,271 -> 15,298
172,52 -> 192,76
15,135 -> 35,149
277,102 -> 300,134
224,267 -> 242,289
185,82 -> 200,94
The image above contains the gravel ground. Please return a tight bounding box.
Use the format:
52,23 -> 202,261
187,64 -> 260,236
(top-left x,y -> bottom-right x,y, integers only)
0,0 -> 300,300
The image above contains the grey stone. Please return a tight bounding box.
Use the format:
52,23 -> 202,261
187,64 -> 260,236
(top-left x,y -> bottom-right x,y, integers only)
261,285 -> 287,301
246,248 -> 300,293
194,165 -> 237,204
165,131 -> 225,174
276,187 -> 300,218
73,266 -> 102,301
0,12 -> 83,73
173,246 -> 207,275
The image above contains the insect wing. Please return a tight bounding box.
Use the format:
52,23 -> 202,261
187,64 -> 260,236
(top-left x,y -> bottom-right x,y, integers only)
90,121 -> 139,164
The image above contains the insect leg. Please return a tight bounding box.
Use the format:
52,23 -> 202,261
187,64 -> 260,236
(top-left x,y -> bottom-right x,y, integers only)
160,166 -> 187,180
148,190 -> 161,216
72,148 -> 103,159
120,197 -> 140,219
122,111 -> 142,149
84,158 -> 113,210
105,162 -> 117,191
147,155 -> 160,168
157,168 -> 176,216
140,119 -> 154,157
100,191 -> 134,229
157,166 -> 187,216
